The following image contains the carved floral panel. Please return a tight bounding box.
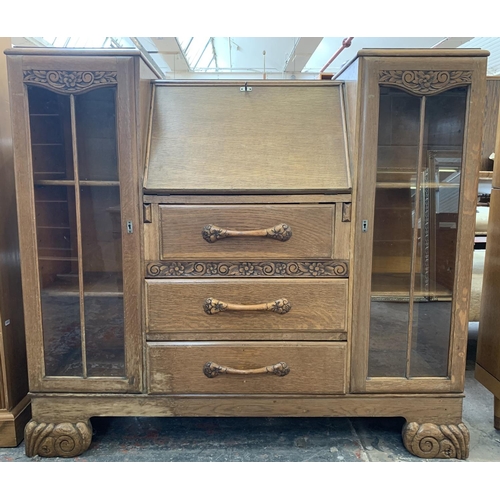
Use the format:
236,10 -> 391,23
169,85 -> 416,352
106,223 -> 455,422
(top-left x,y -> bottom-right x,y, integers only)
146,260 -> 349,278
23,70 -> 117,93
379,70 -> 472,96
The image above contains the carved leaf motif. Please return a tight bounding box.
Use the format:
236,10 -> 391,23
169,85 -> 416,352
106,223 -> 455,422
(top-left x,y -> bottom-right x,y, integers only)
379,70 -> 472,96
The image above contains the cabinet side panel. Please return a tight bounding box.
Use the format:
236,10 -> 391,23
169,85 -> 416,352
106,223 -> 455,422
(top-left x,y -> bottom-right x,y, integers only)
448,58 -> 487,390
0,38 -> 28,410
336,59 -> 359,181
137,59 -> 156,181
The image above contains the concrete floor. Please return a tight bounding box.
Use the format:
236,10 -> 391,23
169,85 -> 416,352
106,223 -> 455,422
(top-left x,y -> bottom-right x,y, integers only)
1,325 -> 499,462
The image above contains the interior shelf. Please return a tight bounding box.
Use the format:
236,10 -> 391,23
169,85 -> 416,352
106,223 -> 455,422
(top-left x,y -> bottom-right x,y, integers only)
371,273 -> 452,301
376,182 -> 460,189
42,272 -> 123,297
34,180 -> 120,186
479,170 -> 494,180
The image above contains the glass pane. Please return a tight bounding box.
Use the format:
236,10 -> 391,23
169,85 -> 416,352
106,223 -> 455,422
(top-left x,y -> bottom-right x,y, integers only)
368,88 -> 421,377
75,87 -> 118,181
80,185 -> 124,377
410,88 -> 467,377
34,185 -> 82,376
28,86 -> 74,181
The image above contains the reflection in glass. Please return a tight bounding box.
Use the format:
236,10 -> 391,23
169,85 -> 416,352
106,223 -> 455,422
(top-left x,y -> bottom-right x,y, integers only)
368,88 -> 421,377
75,87 -> 118,181
410,88 -> 467,377
29,83 -> 125,379
34,185 -> 82,376
80,186 -> 124,376
28,86 -> 74,181
368,86 -> 467,379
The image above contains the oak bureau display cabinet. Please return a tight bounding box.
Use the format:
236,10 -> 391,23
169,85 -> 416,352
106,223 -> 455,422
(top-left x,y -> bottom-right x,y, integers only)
6,47 -> 487,459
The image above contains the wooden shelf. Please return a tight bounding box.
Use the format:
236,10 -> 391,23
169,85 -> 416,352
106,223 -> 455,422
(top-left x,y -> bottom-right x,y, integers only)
35,199 -> 69,203
34,180 -> 74,186
371,273 -> 452,300
34,180 -> 120,187
39,256 -> 77,262
42,272 -> 123,297
479,171 -> 494,180
376,182 -> 460,189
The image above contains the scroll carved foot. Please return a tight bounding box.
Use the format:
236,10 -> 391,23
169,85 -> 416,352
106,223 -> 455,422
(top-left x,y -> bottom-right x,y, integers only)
24,420 -> 92,458
402,422 -> 469,460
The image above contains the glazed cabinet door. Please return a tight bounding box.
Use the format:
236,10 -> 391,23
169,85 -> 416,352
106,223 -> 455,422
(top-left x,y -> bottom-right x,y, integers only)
8,56 -> 142,392
351,57 -> 486,393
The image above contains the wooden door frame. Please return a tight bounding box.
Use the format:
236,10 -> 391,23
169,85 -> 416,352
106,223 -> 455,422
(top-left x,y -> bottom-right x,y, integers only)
350,55 -> 487,394
7,54 -> 142,393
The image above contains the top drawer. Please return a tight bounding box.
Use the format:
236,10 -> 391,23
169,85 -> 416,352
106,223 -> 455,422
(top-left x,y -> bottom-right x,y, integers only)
158,204 -> 336,260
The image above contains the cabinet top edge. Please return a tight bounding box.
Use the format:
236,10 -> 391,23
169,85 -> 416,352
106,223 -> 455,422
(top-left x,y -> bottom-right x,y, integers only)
5,47 -> 144,57
4,47 -> 163,78
152,80 -> 343,87
356,49 -> 490,57
333,48 -> 490,79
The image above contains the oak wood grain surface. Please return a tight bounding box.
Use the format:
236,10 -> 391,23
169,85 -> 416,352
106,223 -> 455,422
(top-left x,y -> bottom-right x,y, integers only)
158,204 -> 336,260
146,278 -> 348,334
29,393 -> 464,424
145,83 -> 350,193
147,341 -> 346,395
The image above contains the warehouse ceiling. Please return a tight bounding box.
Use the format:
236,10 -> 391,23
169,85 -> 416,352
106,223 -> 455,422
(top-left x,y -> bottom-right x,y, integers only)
12,37 -> 500,79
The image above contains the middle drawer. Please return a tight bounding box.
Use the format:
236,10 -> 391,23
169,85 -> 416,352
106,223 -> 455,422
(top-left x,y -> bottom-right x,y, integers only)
146,278 -> 348,338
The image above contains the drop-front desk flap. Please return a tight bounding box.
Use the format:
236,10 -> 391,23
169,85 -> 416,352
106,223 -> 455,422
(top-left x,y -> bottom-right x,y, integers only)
144,81 -> 351,194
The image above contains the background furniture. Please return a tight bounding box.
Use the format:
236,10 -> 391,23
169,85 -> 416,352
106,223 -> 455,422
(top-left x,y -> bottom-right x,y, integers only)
469,76 -> 500,323
0,38 -> 30,447
476,101 -> 500,430
6,47 -> 488,459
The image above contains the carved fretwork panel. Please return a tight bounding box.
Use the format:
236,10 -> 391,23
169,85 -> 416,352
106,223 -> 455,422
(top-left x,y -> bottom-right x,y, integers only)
23,70 -> 117,94
379,70 -> 472,96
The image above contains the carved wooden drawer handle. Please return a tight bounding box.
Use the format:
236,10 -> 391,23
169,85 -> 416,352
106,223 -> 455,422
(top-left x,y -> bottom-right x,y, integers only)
202,223 -> 292,243
203,297 -> 291,315
203,361 -> 290,378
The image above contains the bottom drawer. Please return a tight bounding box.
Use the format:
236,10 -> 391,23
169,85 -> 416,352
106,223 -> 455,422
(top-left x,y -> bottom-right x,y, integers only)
147,341 -> 346,395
